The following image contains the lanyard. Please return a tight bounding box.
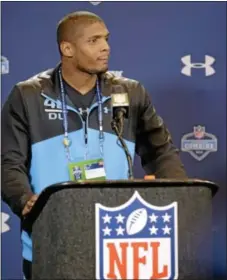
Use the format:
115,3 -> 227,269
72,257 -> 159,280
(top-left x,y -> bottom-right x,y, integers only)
58,68 -> 104,161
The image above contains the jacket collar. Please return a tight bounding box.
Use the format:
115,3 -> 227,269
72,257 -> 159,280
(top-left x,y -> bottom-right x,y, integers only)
39,63 -> 114,99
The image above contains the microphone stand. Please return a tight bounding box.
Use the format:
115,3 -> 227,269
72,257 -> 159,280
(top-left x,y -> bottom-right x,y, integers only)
111,119 -> 134,180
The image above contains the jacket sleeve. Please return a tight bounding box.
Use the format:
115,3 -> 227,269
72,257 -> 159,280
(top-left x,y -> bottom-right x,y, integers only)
135,83 -> 187,178
1,85 -> 34,218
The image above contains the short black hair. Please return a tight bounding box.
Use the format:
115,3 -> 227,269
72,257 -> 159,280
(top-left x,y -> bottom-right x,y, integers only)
57,11 -> 104,47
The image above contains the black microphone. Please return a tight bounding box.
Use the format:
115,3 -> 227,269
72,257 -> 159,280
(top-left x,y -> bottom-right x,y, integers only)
111,93 -> 129,136
111,92 -> 129,119
110,93 -> 134,180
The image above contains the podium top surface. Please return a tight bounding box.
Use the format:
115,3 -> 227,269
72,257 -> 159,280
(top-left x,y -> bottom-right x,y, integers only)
43,178 -> 218,195
22,179 -> 218,230
51,178 -> 217,186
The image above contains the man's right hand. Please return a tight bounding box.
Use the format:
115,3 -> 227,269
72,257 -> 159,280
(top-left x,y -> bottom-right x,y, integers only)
22,194 -> 39,217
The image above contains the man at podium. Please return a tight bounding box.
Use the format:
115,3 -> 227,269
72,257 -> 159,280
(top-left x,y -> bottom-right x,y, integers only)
1,11 -> 187,280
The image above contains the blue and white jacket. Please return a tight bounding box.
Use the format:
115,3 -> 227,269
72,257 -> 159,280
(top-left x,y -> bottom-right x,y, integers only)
1,65 -> 187,262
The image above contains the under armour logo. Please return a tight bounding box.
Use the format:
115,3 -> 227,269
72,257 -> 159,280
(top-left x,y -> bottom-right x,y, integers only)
78,108 -> 89,115
1,212 -> 10,233
103,107 -> 111,114
181,55 -> 215,77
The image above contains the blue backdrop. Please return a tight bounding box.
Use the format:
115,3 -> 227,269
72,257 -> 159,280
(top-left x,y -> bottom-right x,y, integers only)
1,1 -> 226,279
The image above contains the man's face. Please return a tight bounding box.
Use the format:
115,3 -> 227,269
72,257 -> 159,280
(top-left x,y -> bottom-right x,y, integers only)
70,21 -> 110,74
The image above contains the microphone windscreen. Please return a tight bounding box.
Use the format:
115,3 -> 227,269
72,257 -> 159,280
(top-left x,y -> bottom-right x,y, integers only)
111,93 -> 129,118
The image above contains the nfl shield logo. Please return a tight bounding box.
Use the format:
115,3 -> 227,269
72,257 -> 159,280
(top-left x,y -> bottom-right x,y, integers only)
95,191 -> 178,279
193,126 -> 205,139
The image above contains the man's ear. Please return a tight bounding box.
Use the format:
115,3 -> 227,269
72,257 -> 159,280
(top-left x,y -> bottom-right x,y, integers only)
60,41 -> 74,58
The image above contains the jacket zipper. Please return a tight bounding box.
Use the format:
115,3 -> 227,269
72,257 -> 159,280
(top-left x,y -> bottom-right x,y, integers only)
85,96 -> 111,144
41,92 -> 111,146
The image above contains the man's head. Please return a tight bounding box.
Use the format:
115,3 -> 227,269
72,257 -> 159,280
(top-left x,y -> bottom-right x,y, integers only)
57,11 -> 110,74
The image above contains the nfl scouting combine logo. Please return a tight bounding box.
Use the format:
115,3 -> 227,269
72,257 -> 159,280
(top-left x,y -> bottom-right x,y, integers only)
96,191 -> 178,279
181,125 -> 218,161
1,56 -> 9,74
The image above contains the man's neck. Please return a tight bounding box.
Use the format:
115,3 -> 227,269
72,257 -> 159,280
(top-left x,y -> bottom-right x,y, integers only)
61,62 -> 97,95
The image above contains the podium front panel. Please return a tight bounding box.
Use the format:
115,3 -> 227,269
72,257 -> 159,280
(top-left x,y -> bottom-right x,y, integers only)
32,185 -> 213,279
